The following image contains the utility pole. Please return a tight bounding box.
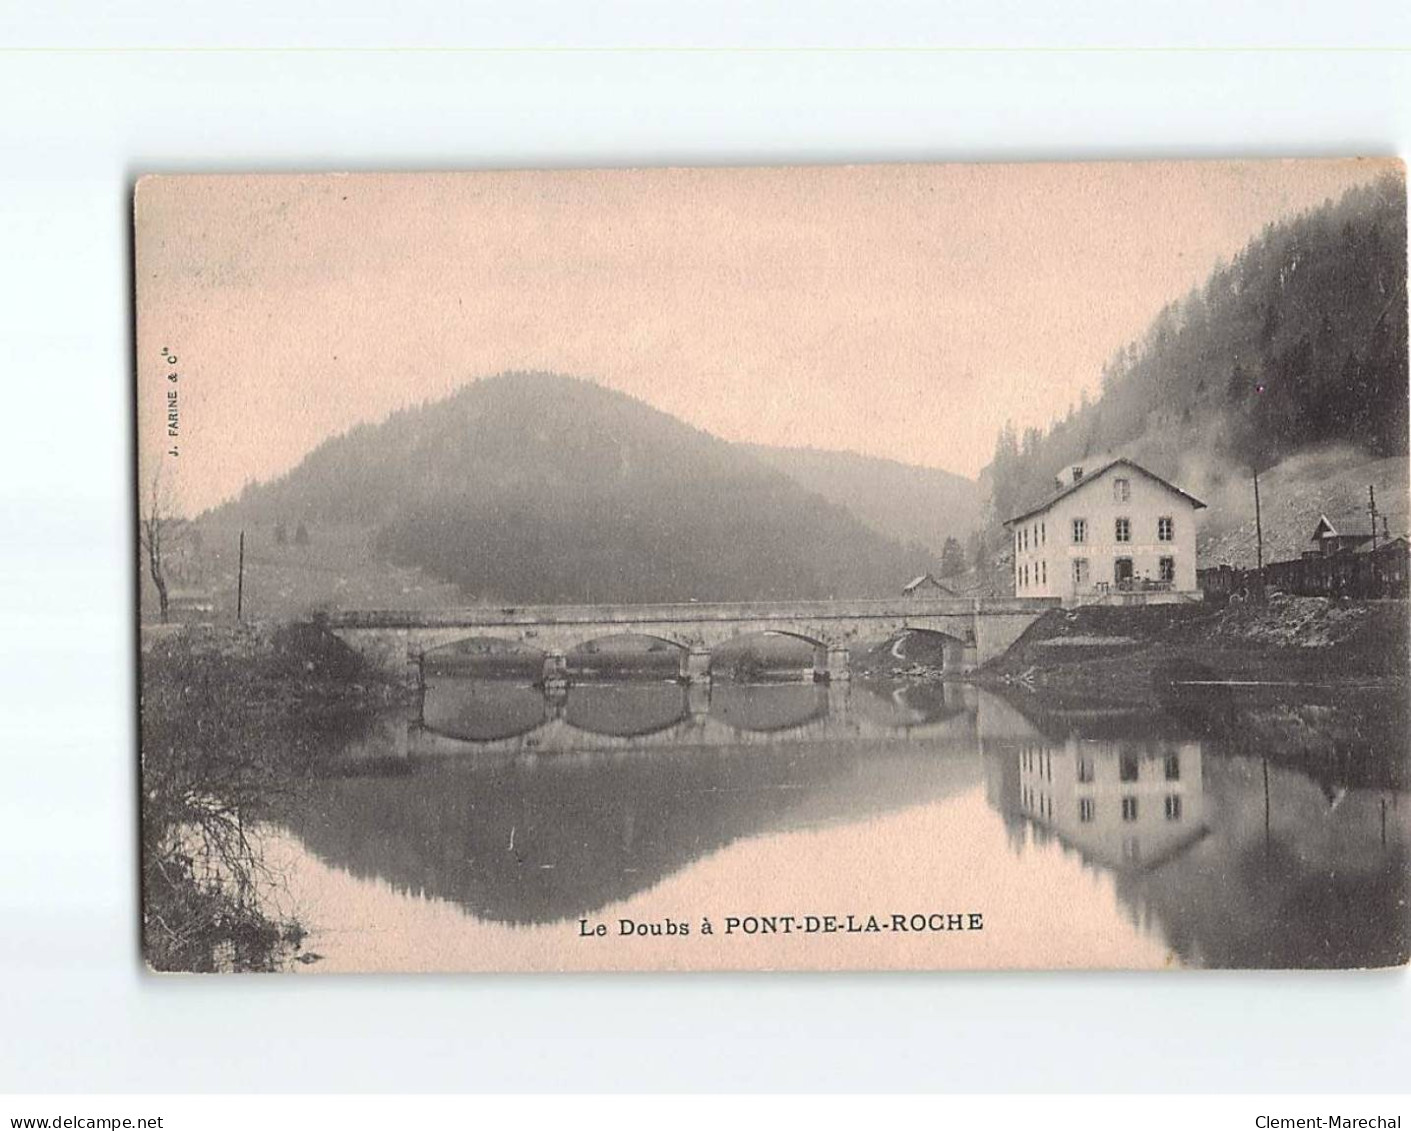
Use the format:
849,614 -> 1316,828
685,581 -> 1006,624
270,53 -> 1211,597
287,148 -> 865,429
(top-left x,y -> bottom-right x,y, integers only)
236,530 -> 246,622
1368,485 -> 1380,596
1253,466 -> 1264,572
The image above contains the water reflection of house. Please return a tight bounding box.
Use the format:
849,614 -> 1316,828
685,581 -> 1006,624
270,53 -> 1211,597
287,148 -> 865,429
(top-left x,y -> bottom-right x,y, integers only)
977,692 -> 1408,967
1017,737 -> 1206,871
978,697 -> 1209,875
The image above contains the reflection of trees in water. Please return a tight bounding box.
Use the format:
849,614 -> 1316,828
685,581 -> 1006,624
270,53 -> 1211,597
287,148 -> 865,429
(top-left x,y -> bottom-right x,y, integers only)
1116,756 -> 1409,968
983,689 -> 1410,969
1153,658 -> 1407,793
288,725 -> 982,926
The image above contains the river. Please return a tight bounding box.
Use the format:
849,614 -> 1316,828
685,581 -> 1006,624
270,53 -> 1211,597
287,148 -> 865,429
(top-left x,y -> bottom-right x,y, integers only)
259,676 -> 1409,972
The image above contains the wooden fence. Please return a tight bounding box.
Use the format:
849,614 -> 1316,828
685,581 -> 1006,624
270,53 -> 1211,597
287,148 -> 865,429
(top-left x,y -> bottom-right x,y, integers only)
1198,542 -> 1409,601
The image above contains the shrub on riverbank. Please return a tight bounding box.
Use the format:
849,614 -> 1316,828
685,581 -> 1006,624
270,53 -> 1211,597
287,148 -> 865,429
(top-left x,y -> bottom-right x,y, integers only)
140,621 -> 393,972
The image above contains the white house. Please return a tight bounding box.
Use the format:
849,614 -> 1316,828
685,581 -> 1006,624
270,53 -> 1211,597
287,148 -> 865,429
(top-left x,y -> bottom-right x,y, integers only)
1004,458 -> 1205,604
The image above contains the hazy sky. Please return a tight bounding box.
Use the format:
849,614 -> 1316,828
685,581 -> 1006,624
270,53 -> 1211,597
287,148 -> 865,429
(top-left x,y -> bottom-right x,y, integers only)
136,159 -> 1392,515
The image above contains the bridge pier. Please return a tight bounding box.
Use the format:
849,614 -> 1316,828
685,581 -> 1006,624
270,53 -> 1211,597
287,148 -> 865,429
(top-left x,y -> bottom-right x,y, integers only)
542,651 -> 569,690
681,648 -> 712,685
686,680 -> 711,717
826,679 -> 852,723
811,645 -> 851,682
546,684 -> 569,719
407,651 -> 426,722
826,646 -> 852,682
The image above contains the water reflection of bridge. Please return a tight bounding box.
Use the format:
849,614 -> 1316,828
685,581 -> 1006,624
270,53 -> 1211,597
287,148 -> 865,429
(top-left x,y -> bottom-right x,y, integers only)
413,678 -> 979,758
296,683 -> 1408,963
294,679 -> 987,926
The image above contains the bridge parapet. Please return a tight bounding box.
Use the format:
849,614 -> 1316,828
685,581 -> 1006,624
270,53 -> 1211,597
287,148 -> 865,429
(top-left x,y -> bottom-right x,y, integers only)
324,596 -> 1057,631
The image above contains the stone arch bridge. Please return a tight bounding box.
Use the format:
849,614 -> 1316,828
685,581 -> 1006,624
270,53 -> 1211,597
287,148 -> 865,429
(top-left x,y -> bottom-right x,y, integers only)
326,597 -> 1058,687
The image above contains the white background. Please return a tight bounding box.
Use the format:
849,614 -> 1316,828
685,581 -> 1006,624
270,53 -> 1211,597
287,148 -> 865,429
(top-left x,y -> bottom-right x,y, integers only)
1,1 -> 1409,1094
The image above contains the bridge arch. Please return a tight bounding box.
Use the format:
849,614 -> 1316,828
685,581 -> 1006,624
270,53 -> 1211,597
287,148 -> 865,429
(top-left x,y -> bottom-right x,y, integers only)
421,634 -> 546,679
328,596 -> 1058,690
709,629 -> 832,683
565,631 -> 691,681
854,626 -> 975,676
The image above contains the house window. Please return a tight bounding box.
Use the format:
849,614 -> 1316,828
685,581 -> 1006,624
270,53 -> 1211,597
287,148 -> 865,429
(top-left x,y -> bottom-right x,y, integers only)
1079,798 -> 1095,823
1119,753 -> 1139,782
1158,515 -> 1174,542
1114,477 -> 1130,502
1072,518 -> 1087,544
1022,528 -> 1028,551
1040,522 -> 1046,545
1165,795 -> 1183,822
1073,558 -> 1089,587
1164,754 -> 1180,781
1159,556 -> 1176,583
1077,756 -> 1094,783
1122,797 -> 1139,822
1041,561 -> 1047,586
1115,517 -> 1131,542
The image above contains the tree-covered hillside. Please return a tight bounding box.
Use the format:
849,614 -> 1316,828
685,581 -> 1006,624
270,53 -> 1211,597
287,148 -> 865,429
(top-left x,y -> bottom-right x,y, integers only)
989,172 -> 1408,525
212,372 -> 939,604
741,444 -> 981,557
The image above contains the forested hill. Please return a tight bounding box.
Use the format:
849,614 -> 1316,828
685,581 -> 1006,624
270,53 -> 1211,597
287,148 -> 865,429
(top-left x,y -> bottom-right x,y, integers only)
741,444 -> 981,557
210,372 -> 940,603
988,171 -> 1408,526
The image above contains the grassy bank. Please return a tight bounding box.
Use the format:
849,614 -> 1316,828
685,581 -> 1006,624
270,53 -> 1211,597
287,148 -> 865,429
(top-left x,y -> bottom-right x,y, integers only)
139,621 -> 400,972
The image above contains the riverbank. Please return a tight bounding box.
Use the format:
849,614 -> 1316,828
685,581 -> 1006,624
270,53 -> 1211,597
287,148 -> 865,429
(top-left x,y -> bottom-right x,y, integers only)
982,597 -> 1409,794
983,595 -> 1408,701
140,620 -> 401,972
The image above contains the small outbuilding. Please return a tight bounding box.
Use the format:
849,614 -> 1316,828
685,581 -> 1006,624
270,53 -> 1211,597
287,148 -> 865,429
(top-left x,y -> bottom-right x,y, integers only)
902,573 -> 957,597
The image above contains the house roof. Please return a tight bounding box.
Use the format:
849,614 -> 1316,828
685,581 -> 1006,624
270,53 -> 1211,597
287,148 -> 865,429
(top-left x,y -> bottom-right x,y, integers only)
1004,458 -> 1207,527
903,573 -> 956,595
1311,512 -> 1378,541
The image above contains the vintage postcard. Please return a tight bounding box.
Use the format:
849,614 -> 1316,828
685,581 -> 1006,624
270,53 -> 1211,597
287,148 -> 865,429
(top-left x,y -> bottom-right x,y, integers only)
135,160 -> 1409,973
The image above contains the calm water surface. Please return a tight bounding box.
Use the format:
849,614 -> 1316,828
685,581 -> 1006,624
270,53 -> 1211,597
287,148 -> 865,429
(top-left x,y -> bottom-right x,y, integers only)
267,677 -> 1409,971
